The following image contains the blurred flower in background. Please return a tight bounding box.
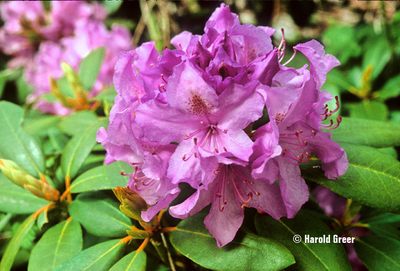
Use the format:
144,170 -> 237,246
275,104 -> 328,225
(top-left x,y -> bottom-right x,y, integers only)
0,1 -> 133,115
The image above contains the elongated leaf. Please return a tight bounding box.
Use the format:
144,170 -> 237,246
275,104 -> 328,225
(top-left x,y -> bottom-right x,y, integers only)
79,48 -> 105,92
69,192 -> 131,237
70,161 -> 132,193
354,236 -> 400,271
109,250 -> 146,271
0,101 -> 45,178
22,115 -> 62,137
54,239 -> 125,271
58,111 -> 99,136
61,118 -> 108,179
0,173 -> 48,214
301,143 -> 400,213
28,219 -> 83,271
362,36 -> 391,79
255,210 -> 352,271
330,117 -> 400,147
0,214 -> 36,271
360,211 -> 400,240
170,208 -> 295,271
349,101 -> 389,121
374,74 -> 400,100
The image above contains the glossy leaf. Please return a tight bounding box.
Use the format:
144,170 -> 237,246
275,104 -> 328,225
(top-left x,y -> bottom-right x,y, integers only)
361,211 -> 400,240
22,115 -> 62,137
301,143 -> 400,213
0,173 -> 48,214
69,192 -> 132,237
70,161 -> 132,193
354,236 -> 400,271
28,219 -> 83,271
255,210 -> 352,271
58,111 -> 99,136
79,48 -> 105,92
0,101 -> 45,178
61,118 -> 108,179
109,250 -> 146,271
0,214 -> 36,271
170,208 -> 295,271
54,239 -> 125,271
374,74 -> 400,100
330,117 -> 400,147
349,101 -> 389,121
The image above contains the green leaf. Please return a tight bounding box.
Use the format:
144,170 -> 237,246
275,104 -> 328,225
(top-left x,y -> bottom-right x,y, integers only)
22,114 -> 62,137
69,192 -> 132,237
0,69 -> 20,98
354,236 -> 400,271
16,76 -> 34,103
70,161 -> 132,194
374,74 -> 400,100
109,250 -> 146,271
28,219 -> 83,271
360,211 -> 400,240
92,85 -> 117,103
0,173 -> 48,214
0,101 -> 45,178
255,210 -> 352,271
0,214 -> 36,271
362,36 -> 392,79
350,101 -> 389,121
301,143 -> 400,213
48,127 -> 69,152
79,48 -> 105,92
61,118 -> 108,179
170,208 -> 295,271
103,1 -> 123,14
54,239 -> 125,271
330,117 -> 400,147
58,111 -> 99,136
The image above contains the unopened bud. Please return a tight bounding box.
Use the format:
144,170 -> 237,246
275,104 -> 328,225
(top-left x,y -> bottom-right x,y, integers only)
0,159 -> 59,201
127,226 -> 153,239
113,186 -> 159,231
113,186 -> 148,221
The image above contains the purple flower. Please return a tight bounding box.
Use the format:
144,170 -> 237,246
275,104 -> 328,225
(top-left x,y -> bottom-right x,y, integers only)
98,3 -> 348,248
170,162 -> 286,247
135,61 -> 265,187
0,1 -> 106,69
252,69 -> 348,218
25,15 -> 132,115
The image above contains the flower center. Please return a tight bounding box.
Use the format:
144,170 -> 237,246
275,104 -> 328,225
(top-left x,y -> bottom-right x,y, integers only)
214,165 -> 260,212
182,121 -> 228,161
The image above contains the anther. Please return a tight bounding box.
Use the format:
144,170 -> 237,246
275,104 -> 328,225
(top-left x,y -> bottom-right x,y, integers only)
194,152 -> 198,158
255,192 -> 260,196
150,63 -> 154,68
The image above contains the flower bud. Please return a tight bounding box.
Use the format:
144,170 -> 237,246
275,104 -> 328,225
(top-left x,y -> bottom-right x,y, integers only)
113,186 -> 149,221
113,186 -> 159,231
0,159 -> 59,201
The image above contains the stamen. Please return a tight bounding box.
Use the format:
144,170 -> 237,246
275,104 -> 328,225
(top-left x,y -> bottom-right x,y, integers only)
283,48 -> 297,66
322,115 -> 342,130
161,74 -> 167,83
159,84 -> 166,92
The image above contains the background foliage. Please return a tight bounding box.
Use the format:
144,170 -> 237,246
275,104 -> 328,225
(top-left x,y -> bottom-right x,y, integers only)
0,1 -> 399,271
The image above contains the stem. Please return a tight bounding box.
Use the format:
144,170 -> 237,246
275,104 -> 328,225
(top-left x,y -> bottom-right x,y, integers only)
137,238 -> 149,252
161,232 -> 176,271
159,227 -> 176,233
60,176 -> 72,202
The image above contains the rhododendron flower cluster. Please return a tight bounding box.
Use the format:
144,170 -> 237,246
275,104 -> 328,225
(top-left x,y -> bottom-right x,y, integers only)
98,4 -> 348,247
0,1 -> 133,115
